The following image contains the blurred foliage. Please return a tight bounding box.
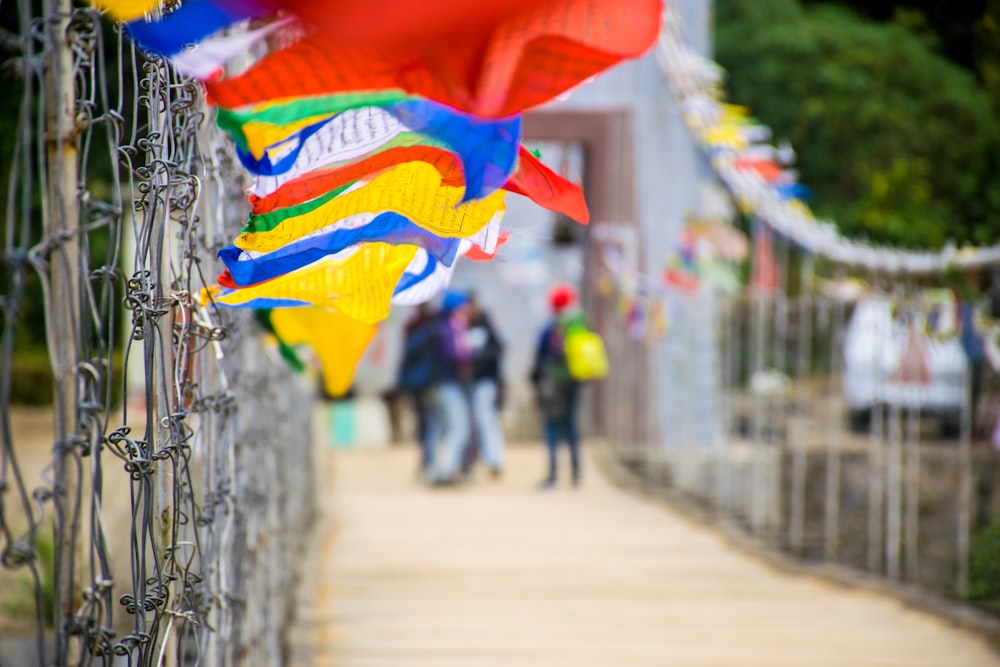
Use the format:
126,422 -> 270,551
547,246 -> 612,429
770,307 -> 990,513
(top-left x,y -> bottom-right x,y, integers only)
1,529 -> 55,627
0,3 -> 131,386
968,520 -> 1000,601
9,349 -> 123,406
10,349 -> 54,405
802,0 -> 1000,113
715,0 -> 1000,249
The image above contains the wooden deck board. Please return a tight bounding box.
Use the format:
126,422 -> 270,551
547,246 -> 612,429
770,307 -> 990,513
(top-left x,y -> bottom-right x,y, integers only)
292,444 -> 1000,667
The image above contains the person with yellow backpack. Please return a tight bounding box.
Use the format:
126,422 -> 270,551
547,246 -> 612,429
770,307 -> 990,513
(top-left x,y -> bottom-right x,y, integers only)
530,283 -> 609,490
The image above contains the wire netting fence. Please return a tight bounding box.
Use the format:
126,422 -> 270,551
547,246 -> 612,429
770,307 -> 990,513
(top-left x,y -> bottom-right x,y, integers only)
0,3 -> 315,665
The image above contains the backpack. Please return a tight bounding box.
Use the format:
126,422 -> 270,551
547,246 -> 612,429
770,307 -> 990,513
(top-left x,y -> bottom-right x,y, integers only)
562,320 -> 609,381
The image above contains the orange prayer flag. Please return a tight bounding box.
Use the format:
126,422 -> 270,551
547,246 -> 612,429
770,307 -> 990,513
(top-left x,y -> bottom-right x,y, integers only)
248,144 -> 589,225
249,146 -> 467,215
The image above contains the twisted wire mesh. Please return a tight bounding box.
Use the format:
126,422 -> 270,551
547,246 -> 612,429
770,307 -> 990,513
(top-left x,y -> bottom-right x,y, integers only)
0,3 -> 315,665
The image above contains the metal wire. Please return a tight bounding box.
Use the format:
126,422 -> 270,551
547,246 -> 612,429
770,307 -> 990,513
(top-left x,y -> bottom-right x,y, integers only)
0,4 -> 314,665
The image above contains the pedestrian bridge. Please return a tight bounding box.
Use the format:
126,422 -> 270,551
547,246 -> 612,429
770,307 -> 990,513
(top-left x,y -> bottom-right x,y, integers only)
290,443 -> 999,667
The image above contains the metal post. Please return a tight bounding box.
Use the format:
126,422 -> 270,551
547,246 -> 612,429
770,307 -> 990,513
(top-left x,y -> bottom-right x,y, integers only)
867,280 -> 886,574
790,257 -> 814,555
824,275 -> 846,562
43,0 -> 81,662
770,237 -> 790,540
715,294 -> 733,516
750,287 -> 768,533
957,357 -> 973,596
886,396 -> 903,579
904,365 -> 921,582
150,61 -> 179,667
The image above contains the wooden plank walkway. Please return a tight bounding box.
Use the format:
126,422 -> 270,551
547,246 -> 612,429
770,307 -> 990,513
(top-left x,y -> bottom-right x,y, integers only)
291,444 -> 1000,667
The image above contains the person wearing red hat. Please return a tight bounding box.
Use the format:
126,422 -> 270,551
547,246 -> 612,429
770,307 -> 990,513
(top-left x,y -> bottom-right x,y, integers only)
530,283 -> 585,489
547,283 -> 577,313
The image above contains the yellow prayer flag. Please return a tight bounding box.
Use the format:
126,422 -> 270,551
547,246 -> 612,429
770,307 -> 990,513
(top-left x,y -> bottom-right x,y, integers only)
90,0 -> 161,20
210,243 -> 417,324
702,125 -> 747,150
720,104 -> 751,120
236,161 -> 506,253
270,307 -> 377,397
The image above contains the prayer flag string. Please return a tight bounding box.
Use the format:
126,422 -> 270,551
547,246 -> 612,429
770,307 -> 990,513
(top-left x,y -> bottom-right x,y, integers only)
95,0 -> 661,394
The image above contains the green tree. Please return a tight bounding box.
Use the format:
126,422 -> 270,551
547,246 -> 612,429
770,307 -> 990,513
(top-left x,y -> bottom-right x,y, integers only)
803,0 -> 1000,140
715,0 -> 1000,248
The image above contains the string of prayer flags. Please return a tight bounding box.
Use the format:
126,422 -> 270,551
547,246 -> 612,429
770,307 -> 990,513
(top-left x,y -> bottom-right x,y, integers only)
235,162 -> 507,253
220,211 -> 505,287
657,13 -> 981,275
108,0 -> 659,388
596,243 -> 671,344
218,214 -> 464,287
247,145 -> 588,224
234,102 -> 522,203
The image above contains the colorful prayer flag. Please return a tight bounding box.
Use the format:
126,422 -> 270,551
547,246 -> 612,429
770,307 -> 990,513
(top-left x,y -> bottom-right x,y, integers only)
235,162 -> 506,254
207,243 -> 418,323
269,306 -> 377,397
204,0 -> 663,117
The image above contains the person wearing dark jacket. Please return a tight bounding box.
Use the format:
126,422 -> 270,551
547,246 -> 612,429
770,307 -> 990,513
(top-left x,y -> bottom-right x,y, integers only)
530,283 -> 584,489
465,293 -> 505,478
396,303 -> 442,476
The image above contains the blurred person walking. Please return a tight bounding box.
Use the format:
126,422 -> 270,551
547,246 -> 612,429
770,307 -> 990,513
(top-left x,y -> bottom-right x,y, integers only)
396,303 -> 442,477
431,290 -> 474,486
530,283 -> 585,490
953,270 -> 990,437
465,293 -> 506,478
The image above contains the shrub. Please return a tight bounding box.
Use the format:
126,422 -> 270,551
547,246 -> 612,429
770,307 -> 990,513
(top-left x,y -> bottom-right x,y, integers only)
8,349 -> 123,406
968,521 -> 1000,600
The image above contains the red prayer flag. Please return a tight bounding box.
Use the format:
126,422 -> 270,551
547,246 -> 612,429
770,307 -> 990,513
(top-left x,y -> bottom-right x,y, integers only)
749,228 -> 780,294
734,157 -> 785,183
506,147 -> 589,225
205,0 -> 663,117
248,145 -> 467,214
217,269 -> 241,289
249,145 -> 590,224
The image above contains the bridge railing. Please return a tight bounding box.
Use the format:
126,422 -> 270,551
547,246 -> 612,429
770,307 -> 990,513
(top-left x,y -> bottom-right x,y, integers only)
599,238 -> 994,604
591,5 -> 1000,608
